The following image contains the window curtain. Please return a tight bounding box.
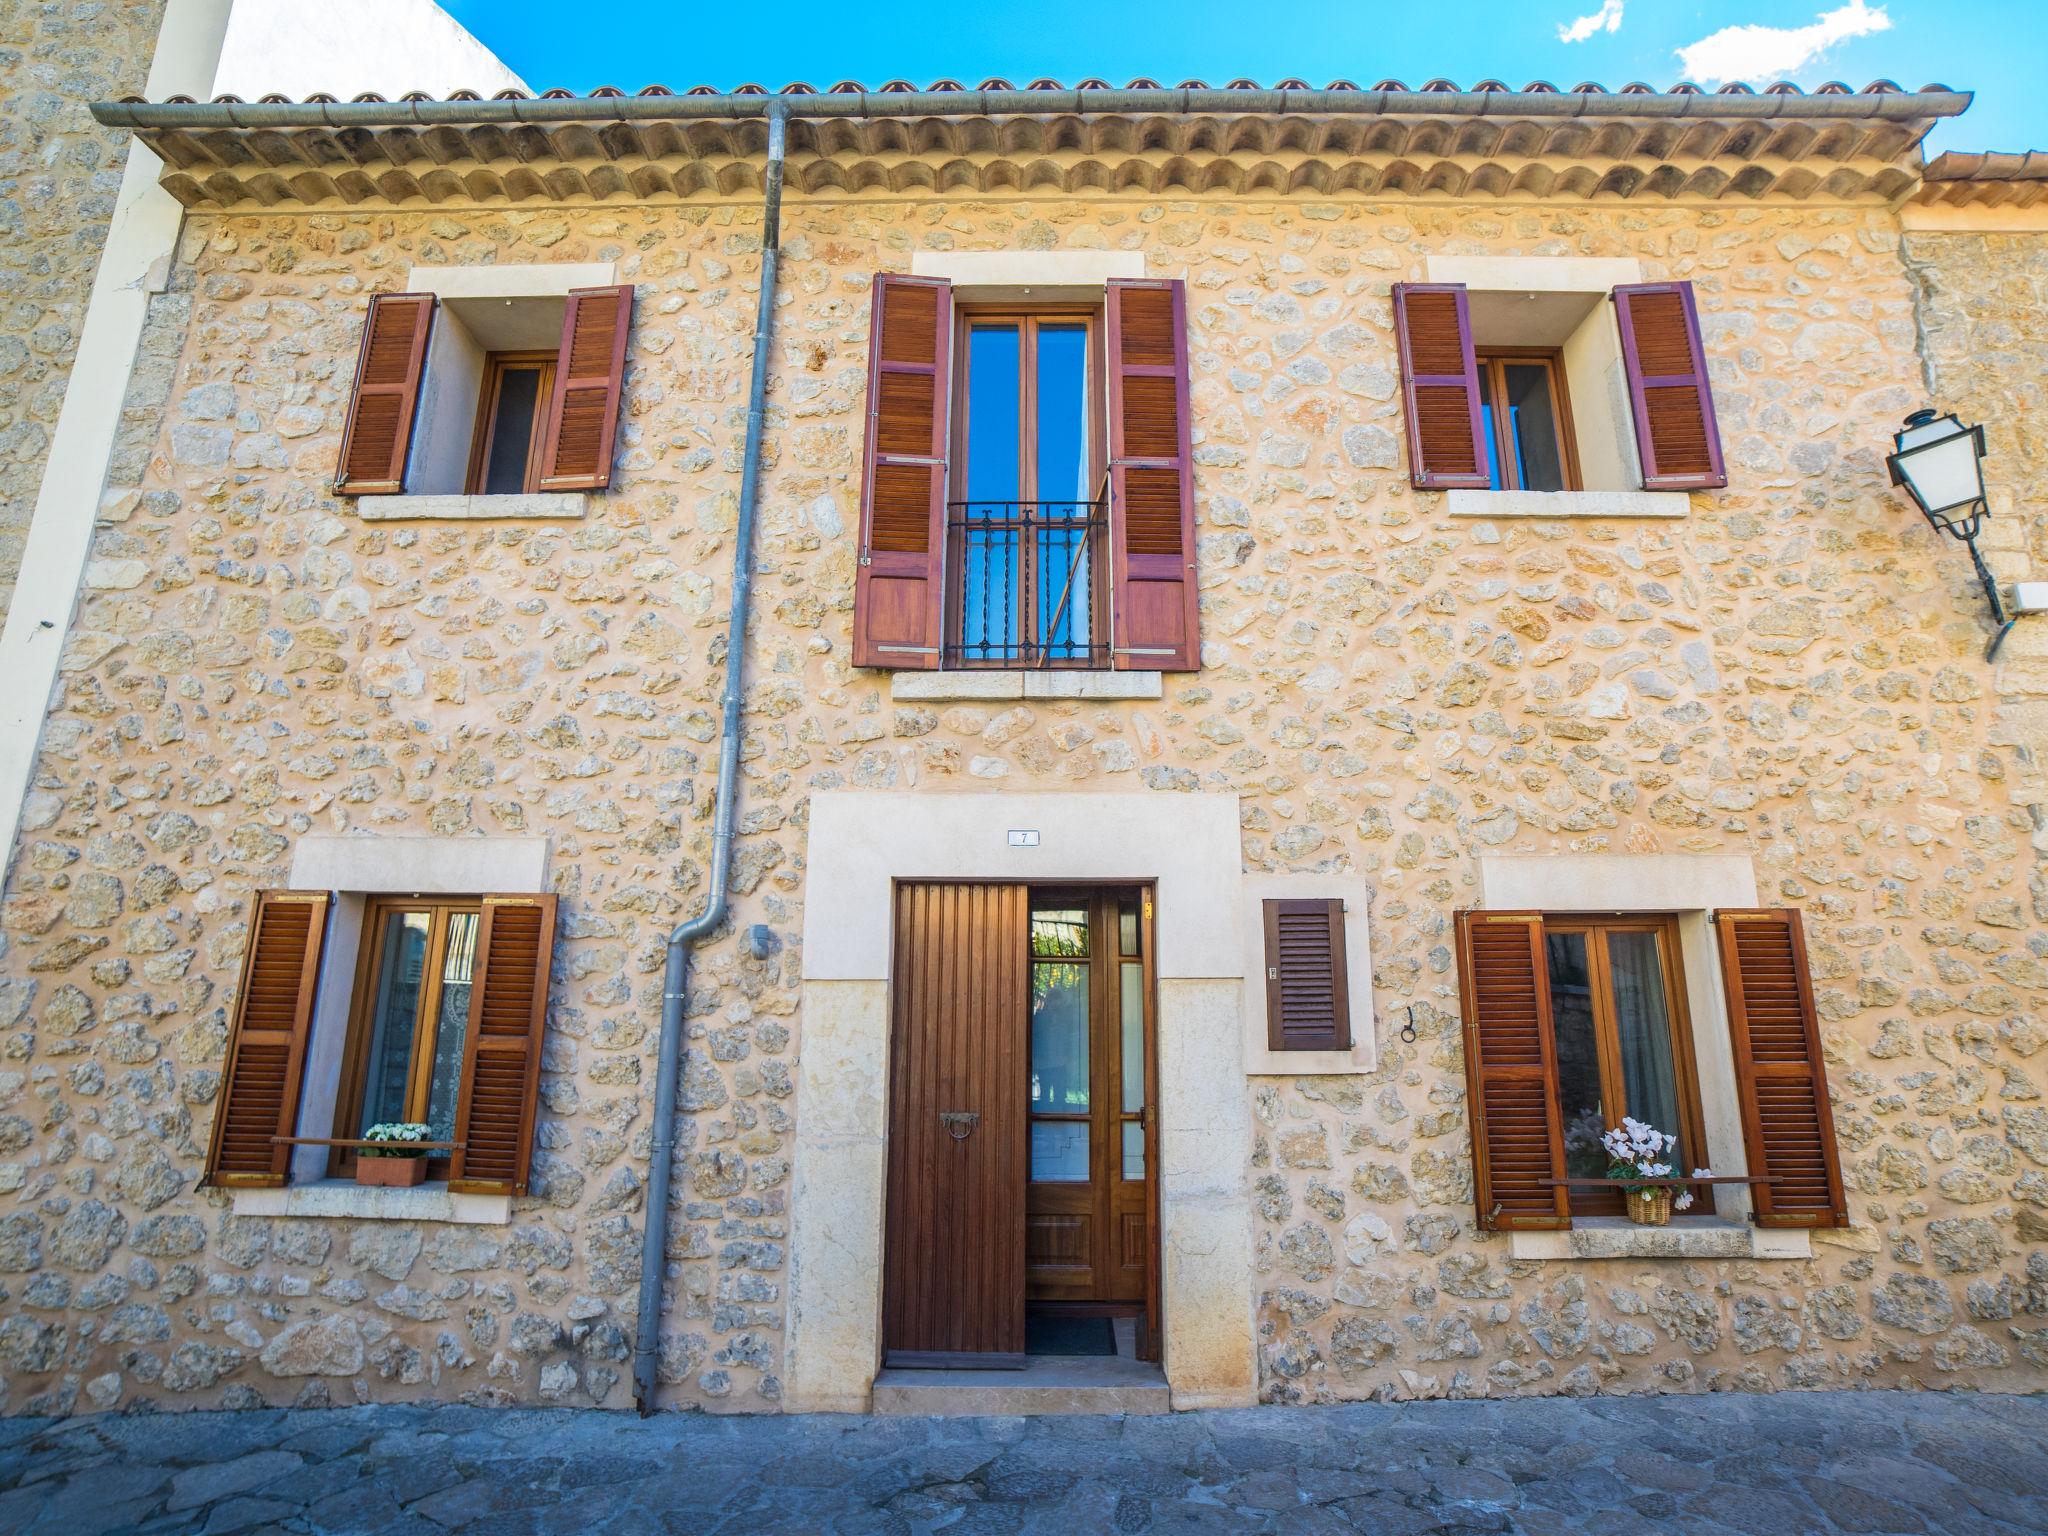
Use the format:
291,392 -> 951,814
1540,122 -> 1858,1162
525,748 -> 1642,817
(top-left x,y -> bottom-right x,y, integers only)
1607,931 -> 1683,1146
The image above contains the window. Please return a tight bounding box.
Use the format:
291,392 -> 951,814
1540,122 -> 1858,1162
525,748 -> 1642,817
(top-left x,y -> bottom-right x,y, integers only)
467,353 -> 556,495
333,898 -> 482,1180
951,310 -> 1105,667
1454,907 -> 1848,1233
1542,917 -> 1704,1216
1476,351 -> 1580,493
1261,897 -> 1352,1053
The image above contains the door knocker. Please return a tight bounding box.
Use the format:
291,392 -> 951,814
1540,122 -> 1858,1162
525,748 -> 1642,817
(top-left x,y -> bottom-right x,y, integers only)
938,1111 -> 979,1140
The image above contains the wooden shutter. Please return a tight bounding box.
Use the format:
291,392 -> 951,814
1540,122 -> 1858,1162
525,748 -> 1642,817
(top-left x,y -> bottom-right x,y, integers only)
334,294 -> 433,495
1613,281 -> 1727,491
537,285 -> 634,491
1454,910 -> 1569,1229
450,893 -> 558,1195
203,891 -> 329,1187
1714,909 -> 1848,1227
1106,278 -> 1199,671
1262,898 -> 1351,1052
1392,283 -> 1488,490
852,274 -> 953,670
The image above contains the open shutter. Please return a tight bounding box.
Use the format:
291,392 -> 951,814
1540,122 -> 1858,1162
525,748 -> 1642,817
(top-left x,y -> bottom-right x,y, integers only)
1613,281 -> 1726,491
1714,909 -> 1848,1227
1392,283 -> 1488,490
1106,278 -> 1198,671
537,285 -> 633,491
450,893 -> 558,1195
1454,910 -> 1569,1229
203,891 -> 329,1187
852,274 -> 952,670
334,294 -> 433,495
1263,899 -> 1351,1052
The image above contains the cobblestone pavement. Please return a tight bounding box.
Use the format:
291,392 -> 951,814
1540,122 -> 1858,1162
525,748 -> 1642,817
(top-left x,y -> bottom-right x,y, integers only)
1,1390 -> 2043,1535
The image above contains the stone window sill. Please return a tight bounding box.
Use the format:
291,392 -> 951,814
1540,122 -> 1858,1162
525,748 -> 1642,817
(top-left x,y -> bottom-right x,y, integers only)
1508,1216 -> 1811,1261
355,492 -> 589,521
889,670 -> 1163,703
1243,1045 -> 1374,1076
230,1179 -> 511,1225
1447,489 -> 1690,519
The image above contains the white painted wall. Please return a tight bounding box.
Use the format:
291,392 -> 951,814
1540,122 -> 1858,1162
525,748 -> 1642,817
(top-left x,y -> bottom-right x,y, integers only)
213,0 -> 525,100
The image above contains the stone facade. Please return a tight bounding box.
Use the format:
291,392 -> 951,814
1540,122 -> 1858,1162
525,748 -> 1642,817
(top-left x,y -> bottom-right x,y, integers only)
0,0 -> 171,623
0,184 -> 2044,1417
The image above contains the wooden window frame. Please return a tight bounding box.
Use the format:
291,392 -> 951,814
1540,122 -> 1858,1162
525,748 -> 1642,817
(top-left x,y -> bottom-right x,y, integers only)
946,305 -> 1109,669
330,895 -> 482,1181
1541,913 -> 1708,1217
1475,348 -> 1582,493
465,350 -> 558,496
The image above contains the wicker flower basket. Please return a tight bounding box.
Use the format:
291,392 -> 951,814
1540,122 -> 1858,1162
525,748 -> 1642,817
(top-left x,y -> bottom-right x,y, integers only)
1625,1185 -> 1674,1226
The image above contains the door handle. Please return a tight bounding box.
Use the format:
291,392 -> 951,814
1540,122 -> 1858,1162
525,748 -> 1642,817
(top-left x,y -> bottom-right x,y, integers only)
938,1111 -> 979,1140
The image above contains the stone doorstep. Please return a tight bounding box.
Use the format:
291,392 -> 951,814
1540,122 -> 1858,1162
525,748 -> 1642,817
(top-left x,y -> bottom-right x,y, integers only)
871,1356 -> 1171,1416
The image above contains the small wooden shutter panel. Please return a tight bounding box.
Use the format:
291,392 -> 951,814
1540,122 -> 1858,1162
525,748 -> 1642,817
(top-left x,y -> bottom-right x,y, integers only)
1262,898 -> 1351,1052
204,891 -> 329,1187
1106,277 -> 1199,671
1454,910 -> 1569,1229
1714,908 -> 1848,1227
1612,281 -> 1727,491
334,294 -> 434,495
538,285 -> 634,491
1392,283 -> 1488,490
450,894 -> 558,1195
852,274 -> 953,669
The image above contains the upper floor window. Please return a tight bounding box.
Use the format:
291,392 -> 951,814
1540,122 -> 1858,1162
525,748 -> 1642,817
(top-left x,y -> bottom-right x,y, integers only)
1476,349 -> 1579,493
851,275 -> 1197,675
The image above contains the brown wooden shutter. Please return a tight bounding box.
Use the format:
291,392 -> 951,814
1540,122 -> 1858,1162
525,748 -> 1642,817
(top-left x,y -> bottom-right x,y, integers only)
1262,898 -> 1351,1052
1392,283 -> 1488,490
1106,277 -> 1199,671
537,285 -> 634,492
851,274 -> 953,670
450,893 -> 558,1195
1612,281 -> 1727,491
1713,908 -> 1848,1227
203,891 -> 329,1187
334,294 -> 433,495
1454,910 -> 1569,1229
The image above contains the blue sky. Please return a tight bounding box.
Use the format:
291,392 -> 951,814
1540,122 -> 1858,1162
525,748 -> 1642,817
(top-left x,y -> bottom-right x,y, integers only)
441,0 -> 2045,154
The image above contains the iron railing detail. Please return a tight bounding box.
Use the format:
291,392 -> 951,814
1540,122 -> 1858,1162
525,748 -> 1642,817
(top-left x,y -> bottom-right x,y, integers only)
947,501 -> 1107,668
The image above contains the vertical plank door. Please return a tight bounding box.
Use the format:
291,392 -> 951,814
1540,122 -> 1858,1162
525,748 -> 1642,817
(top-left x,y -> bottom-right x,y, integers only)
882,882 -> 1030,1367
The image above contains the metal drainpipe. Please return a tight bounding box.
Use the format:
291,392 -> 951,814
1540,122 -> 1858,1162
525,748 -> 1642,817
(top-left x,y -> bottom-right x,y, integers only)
633,103 -> 786,1417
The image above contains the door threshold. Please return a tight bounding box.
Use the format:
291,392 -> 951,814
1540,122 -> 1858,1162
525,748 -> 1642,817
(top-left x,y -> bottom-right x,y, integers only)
872,1354 -> 1169,1416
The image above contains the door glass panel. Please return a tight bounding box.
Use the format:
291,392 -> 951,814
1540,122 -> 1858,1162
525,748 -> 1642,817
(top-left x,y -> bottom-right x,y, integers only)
1121,1120 -> 1145,1181
482,366 -> 543,494
422,911 -> 479,1141
1119,961 -> 1144,1114
1035,324 -> 1090,659
1544,931 -> 1607,1186
1031,1121 -> 1089,1182
1030,907 -> 1088,959
1117,896 -> 1138,957
1504,363 -> 1565,492
1607,930 -> 1683,1149
359,910 -> 431,1132
1031,956 -> 1089,1112
962,324 -> 1022,661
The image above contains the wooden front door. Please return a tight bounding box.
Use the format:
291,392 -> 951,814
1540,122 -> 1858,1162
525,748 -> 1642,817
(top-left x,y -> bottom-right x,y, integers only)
1024,888 -> 1156,1314
882,882 -> 1030,1367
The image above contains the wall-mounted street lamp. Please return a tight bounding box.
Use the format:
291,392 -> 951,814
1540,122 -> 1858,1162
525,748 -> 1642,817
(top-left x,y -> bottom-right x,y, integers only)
1886,409 -> 2045,661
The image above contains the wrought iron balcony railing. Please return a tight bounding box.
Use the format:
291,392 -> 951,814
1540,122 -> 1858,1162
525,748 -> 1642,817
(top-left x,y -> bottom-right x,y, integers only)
946,500 -> 1108,668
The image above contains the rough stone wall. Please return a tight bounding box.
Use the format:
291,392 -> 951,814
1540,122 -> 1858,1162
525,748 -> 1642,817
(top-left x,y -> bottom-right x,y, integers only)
0,0 -> 170,623
0,193 -> 2043,1418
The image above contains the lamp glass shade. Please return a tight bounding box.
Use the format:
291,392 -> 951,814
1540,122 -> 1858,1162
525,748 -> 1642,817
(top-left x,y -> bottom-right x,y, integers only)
1890,413 -> 1986,517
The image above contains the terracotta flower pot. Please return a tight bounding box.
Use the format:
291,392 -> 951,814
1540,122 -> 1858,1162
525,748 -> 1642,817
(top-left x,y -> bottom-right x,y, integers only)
1625,1185 -> 1673,1226
355,1154 -> 427,1188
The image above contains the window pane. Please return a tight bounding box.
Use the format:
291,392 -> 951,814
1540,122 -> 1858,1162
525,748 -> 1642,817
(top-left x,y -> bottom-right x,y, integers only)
422,911 -> 479,1141
483,366 -> 543,494
359,911 -> 431,1132
1545,931 -> 1608,1185
1608,931 -> 1684,1150
962,325 -> 1022,660
1031,1121 -> 1089,1181
1031,958 -> 1089,1112
1120,961 -> 1144,1113
1504,363 -> 1565,492
1030,907 -> 1088,958
1118,896 -> 1139,957
1478,368 -> 1504,490
965,325 -> 1021,502
1035,325 -> 1090,658
1122,1120 -> 1145,1181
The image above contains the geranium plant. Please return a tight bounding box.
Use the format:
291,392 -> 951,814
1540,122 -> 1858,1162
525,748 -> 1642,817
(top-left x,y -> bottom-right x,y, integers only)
362,1122 -> 432,1158
1601,1116 -> 1710,1214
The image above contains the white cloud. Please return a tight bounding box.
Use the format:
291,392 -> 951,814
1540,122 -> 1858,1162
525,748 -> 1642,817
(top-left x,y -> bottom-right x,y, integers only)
1675,0 -> 1892,84
1557,0 -> 1624,44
